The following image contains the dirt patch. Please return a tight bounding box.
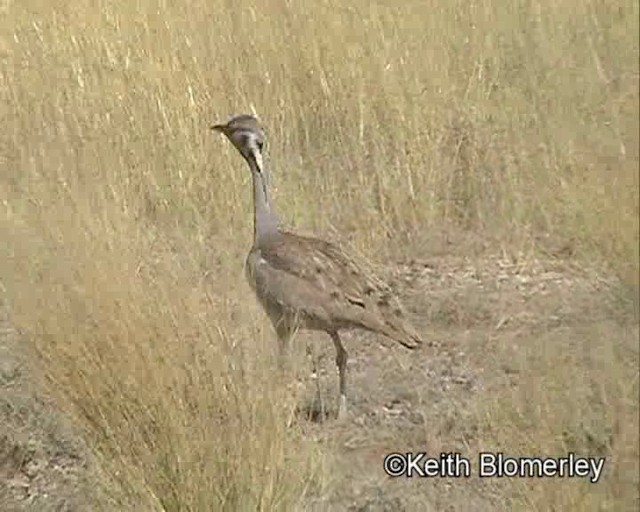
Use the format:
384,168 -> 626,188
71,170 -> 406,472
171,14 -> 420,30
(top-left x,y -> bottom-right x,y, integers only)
0,304 -> 111,511
296,255 -> 638,511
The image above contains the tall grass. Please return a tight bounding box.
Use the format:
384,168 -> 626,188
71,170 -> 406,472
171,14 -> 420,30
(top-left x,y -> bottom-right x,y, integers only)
1,0 -> 637,509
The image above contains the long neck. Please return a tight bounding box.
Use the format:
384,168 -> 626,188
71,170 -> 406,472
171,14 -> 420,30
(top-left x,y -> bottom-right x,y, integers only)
247,157 -> 279,243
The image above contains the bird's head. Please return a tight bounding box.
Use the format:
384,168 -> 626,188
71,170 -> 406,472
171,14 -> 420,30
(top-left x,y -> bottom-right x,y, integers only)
211,114 -> 266,174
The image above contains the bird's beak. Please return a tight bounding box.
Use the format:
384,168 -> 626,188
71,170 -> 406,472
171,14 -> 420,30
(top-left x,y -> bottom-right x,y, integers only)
210,124 -> 225,133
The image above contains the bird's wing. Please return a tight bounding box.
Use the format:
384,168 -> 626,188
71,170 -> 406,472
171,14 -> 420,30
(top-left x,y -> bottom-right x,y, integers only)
259,232 -> 385,306
255,232 -> 421,347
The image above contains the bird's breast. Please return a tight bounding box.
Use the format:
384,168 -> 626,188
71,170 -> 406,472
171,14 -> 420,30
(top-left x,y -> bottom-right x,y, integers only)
245,248 -> 269,293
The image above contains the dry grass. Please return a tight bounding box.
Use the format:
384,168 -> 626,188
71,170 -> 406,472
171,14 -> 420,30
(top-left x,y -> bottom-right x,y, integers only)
0,0 -> 638,510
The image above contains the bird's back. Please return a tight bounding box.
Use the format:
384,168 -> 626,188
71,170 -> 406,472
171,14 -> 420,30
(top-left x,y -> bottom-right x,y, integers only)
245,230 -> 421,349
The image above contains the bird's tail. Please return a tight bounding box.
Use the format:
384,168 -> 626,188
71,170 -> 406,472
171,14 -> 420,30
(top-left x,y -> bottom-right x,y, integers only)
379,318 -> 423,349
340,294 -> 423,349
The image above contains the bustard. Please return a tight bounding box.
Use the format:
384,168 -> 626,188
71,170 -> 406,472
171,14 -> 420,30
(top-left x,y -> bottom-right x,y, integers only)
211,114 -> 422,419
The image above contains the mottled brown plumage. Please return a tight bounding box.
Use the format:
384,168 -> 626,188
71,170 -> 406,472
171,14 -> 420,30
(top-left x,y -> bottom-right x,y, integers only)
211,114 -> 422,418
249,232 -> 421,346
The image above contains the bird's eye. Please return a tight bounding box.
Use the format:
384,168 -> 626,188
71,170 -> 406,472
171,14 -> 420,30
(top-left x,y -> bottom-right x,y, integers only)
257,141 -> 264,152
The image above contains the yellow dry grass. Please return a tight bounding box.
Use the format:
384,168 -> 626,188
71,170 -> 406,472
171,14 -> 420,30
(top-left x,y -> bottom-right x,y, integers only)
1,0 -> 638,510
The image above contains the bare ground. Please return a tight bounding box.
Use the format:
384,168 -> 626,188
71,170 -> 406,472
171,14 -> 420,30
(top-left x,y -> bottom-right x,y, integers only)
1,250 -> 638,511
295,249 -> 639,511
0,312 -> 94,510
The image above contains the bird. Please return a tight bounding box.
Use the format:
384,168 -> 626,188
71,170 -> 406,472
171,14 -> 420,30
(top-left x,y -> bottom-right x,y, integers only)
211,114 -> 422,419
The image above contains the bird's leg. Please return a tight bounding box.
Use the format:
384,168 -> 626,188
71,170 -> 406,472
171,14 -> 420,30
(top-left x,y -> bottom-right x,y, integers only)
274,319 -> 292,373
307,341 -> 326,421
277,335 -> 288,372
330,332 -> 348,419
